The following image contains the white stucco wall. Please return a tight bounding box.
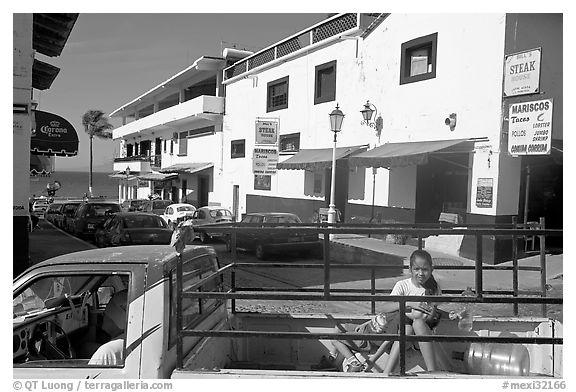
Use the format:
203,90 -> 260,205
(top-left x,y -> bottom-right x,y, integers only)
220,14 -> 509,216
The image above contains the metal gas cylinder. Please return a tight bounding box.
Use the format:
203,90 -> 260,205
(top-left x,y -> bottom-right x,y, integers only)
453,343 -> 531,376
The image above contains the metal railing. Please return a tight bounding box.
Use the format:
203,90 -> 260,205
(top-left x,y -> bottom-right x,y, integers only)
175,223 -> 563,375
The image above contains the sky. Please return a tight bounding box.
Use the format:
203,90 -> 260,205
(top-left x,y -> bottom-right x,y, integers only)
35,13 -> 329,172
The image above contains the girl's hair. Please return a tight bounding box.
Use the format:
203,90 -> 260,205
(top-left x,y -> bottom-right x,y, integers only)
409,249 -> 439,295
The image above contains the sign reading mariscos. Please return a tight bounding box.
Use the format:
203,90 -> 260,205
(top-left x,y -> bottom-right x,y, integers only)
252,148 -> 278,175
255,120 -> 278,145
508,99 -> 553,156
504,48 -> 541,97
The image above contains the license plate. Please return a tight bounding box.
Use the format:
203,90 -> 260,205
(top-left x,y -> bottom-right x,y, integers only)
87,224 -> 95,230
287,237 -> 301,242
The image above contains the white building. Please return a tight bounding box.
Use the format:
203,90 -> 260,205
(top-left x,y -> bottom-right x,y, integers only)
110,50 -> 251,206
217,13 -> 562,263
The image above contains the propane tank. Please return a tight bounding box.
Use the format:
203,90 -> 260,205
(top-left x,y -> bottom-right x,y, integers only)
452,343 -> 531,376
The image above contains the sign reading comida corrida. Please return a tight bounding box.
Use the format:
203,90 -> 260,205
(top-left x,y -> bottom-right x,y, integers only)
252,148 -> 278,175
255,120 -> 279,145
508,99 -> 553,156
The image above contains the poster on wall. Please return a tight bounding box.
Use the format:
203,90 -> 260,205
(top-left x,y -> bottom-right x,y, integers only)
254,175 -> 272,191
476,178 -> 493,208
255,120 -> 279,145
504,48 -> 541,97
252,148 -> 278,175
508,99 -> 553,155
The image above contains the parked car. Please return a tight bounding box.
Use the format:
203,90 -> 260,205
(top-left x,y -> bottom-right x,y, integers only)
43,202 -> 64,224
32,199 -> 49,215
191,206 -> 233,243
70,201 -> 121,238
94,212 -> 172,247
60,201 -> 83,231
162,203 -> 196,229
120,199 -> 148,212
141,199 -> 173,215
230,212 -> 321,260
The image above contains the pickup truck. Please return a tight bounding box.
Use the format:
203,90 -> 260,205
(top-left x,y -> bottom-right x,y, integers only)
13,245 -> 562,378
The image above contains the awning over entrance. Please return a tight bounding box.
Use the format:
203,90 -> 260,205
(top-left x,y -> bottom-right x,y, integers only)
31,110 -> 79,156
159,162 -> 213,174
109,172 -> 139,180
276,145 -> 368,170
348,139 -> 475,168
137,173 -> 178,181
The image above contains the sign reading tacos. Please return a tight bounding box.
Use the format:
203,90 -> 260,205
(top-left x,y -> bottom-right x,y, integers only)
252,148 -> 278,175
508,99 -> 553,156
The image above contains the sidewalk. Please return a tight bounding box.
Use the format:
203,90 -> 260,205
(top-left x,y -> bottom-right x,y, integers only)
330,234 -> 563,292
28,218 -> 96,266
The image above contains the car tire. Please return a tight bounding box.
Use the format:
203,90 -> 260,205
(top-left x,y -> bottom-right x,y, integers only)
255,244 -> 266,260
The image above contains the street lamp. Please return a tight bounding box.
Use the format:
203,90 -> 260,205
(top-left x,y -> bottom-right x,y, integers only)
360,100 -> 383,142
328,104 -> 345,225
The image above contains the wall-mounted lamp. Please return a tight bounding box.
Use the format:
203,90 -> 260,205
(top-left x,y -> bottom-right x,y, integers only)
445,113 -> 457,131
360,100 -> 383,141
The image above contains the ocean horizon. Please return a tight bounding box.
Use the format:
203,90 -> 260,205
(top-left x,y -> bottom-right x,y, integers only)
29,170 -> 119,199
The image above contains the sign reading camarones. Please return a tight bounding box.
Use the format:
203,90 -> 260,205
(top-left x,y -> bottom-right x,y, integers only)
504,48 -> 541,97
255,120 -> 279,145
252,148 -> 278,175
508,99 -> 553,156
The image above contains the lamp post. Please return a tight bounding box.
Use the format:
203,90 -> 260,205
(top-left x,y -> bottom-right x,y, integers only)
360,101 -> 383,224
328,104 -> 345,225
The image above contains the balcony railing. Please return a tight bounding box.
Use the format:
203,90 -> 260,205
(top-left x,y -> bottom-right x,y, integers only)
223,13 -> 364,81
113,155 -> 151,163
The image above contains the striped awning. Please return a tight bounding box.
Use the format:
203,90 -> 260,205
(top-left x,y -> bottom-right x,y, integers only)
276,145 -> 367,170
348,139 -> 475,168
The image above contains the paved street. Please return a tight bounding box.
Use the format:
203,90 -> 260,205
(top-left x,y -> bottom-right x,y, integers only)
27,218 -> 563,322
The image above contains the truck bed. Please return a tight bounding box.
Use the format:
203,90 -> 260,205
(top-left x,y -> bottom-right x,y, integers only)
173,313 -> 562,378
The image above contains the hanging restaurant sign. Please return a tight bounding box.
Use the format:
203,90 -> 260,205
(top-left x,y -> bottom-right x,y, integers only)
255,120 -> 278,145
252,148 -> 278,175
31,110 -> 79,156
504,48 -> 541,97
508,99 -> 553,156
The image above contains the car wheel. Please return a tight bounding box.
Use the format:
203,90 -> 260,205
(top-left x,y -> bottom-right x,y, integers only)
199,232 -> 209,243
255,244 -> 266,260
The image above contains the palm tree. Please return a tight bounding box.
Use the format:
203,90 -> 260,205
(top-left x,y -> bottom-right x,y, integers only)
82,110 -> 113,197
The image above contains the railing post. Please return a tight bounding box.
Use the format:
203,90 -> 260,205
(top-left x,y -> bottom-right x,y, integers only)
399,299 -> 406,376
176,254 -> 183,369
475,234 -> 483,297
323,230 -> 331,297
512,216 -> 519,315
231,270 -> 236,314
539,217 -> 547,317
370,267 -> 376,315
231,231 -> 237,261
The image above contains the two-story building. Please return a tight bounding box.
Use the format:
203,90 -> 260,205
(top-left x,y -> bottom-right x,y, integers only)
110,49 -> 252,206
216,13 -> 562,262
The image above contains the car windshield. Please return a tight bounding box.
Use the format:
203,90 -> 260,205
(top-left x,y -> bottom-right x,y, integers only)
123,215 -> 167,229
209,209 -> 232,218
177,206 -> 194,212
265,215 -> 302,224
153,201 -> 172,209
87,204 -> 121,217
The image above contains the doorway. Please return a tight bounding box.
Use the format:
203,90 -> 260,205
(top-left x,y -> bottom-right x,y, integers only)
323,161 -> 349,221
232,185 -> 240,222
198,176 -> 209,207
415,153 -> 469,224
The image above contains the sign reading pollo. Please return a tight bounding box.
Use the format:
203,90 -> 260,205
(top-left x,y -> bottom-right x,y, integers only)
508,99 -> 553,156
